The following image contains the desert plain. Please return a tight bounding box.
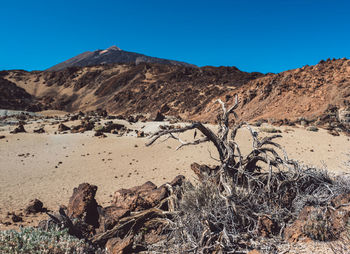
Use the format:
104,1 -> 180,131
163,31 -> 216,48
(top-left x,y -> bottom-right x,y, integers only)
0,111 -> 349,231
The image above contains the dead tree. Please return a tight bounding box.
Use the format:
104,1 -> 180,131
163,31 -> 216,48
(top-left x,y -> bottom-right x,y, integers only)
146,96 -> 347,253
146,96 -> 286,191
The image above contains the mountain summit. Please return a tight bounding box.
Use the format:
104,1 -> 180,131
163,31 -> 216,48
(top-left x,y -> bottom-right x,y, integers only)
47,46 -> 195,71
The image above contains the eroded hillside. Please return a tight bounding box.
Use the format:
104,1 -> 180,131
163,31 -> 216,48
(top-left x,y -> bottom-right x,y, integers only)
1,59 -> 349,127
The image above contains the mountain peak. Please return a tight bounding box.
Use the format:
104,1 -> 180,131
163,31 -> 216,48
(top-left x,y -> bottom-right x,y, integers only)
107,45 -> 121,51
47,46 -> 195,71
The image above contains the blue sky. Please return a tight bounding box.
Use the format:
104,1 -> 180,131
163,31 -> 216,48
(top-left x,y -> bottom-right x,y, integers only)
1,0 -> 349,73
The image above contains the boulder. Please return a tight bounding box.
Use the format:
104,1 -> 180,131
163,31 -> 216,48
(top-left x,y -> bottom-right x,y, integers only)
112,181 -> 158,211
67,183 -> 99,227
112,176 -> 185,212
58,123 -> 70,132
102,122 -> 125,133
71,120 -> 95,133
106,235 -> 133,254
33,127 -> 45,133
98,206 -> 130,232
151,111 -> 165,121
26,199 -> 44,214
10,124 -> 26,134
136,130 -> 144,138
169,175 -> 185,187
328,129 -> 340,136
12,214 -> 23,223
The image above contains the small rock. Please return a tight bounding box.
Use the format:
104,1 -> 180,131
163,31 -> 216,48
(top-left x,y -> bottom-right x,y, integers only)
58,123 -> 70,132
33,127 -> 45,133
10,124 -> 26,134
136,130 -> 144,138
26,199 -> 44,214
12,214 -> 23,223
306,126 -> 318,132
153,111 -> 165,121
328,129 -> 340,136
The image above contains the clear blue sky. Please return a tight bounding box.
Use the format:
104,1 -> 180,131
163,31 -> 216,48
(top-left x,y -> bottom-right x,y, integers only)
1,0 -> 349,73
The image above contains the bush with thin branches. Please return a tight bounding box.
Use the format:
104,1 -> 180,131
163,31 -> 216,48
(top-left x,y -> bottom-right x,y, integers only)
146,96 -> 350,253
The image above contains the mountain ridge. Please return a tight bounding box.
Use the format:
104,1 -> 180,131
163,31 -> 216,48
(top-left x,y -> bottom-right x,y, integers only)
47,46 -> 196,71
1,58 -> 349,132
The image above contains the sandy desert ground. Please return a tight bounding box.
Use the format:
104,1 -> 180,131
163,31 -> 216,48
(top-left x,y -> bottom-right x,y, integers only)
0,115 -> 349,230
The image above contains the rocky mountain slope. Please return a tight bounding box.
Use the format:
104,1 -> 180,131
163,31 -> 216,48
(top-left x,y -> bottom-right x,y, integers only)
0,76 -> 40,111
1,58 -> 349,129
2,64 -> 262,117
200,58 -> 350,123
47,46 -> 195,71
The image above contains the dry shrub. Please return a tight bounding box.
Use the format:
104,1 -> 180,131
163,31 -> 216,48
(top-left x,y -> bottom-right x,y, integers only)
146,97 -> 350,253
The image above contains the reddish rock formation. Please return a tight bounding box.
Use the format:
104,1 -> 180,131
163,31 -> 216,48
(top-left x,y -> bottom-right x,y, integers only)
67,183 -> 99,227
112,181 -> 168,212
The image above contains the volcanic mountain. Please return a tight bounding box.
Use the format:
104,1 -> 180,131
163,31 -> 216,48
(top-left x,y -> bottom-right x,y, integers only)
1,57 -> 349,131
47,46 -> 195,71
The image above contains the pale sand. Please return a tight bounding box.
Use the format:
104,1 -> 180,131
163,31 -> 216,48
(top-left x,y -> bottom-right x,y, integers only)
0,120 -> 349,229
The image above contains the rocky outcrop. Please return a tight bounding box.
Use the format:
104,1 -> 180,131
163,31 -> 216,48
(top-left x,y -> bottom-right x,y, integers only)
0,76 -> 40,111
112,181 -> 168,212
39,176 -> 185,252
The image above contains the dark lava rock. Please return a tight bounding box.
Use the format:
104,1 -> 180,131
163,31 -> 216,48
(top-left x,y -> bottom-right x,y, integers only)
58,123 -> 71,132
26,199 -> 44,214
67,183 -> 99,227
10,124 -> 26,134
11,214 -> 23,223
33,127 -> 45,133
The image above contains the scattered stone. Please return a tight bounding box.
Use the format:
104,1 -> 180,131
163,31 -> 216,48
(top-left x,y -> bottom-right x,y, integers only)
94,130 -> 106,138
306,126 -> 318,132
328,129 -> 340,136
136,130 -> 144,138
26,199 -> 44,214
58,123 -> 70,132
33,127 -> 45,133
152,111 -> 165,122
0,135 -> 5,139
12,214 -> 23,223
10,124 -> 26,134
71,120 -> 95,133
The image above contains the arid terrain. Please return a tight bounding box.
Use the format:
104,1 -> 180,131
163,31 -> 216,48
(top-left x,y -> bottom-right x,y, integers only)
0,110 -> 349,230
0,58 -> 349,129
0,55 -> 349,253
